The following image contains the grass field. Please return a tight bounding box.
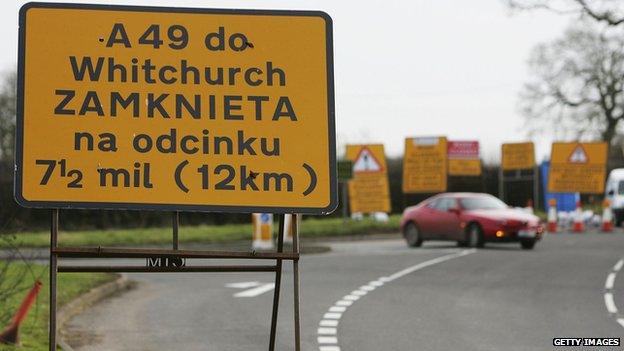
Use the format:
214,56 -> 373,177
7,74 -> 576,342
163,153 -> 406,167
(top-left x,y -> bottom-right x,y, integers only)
0,263 -> 115,351
1,215 -> 401,248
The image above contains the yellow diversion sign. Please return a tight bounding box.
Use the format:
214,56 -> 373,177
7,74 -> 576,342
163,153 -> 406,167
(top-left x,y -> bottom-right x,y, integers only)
346,144 -> 391,213
402,137 -> 447,193
501,142 -> 535,170
15,3 -> 336,214
548,142 -> 607,194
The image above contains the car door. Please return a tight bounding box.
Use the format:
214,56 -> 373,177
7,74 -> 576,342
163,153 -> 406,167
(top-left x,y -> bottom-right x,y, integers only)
417,199 -> 442,239
432,198 -> 462,240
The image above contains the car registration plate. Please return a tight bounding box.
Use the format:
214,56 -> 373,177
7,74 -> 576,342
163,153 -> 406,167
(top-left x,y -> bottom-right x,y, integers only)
518,230 -> 536,238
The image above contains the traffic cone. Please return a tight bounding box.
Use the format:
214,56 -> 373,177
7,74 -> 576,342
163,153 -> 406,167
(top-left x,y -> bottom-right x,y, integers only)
602,199 -> 614,232
0,280 -> 43,345
572,200 -> 585,233
547,199 -> 558,233
525,199 -> 534,214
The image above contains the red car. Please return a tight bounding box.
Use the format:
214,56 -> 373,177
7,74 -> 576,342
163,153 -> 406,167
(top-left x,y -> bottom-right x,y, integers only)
400,193 -> 544,250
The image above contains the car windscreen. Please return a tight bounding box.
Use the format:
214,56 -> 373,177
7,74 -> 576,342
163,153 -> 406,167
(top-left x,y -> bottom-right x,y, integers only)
618,181 -> 624,195
459,197 -> 508,210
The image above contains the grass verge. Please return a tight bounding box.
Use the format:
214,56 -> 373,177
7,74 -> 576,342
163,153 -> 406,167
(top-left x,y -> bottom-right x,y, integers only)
0,263 -> 115,351
1,215 -> 401,248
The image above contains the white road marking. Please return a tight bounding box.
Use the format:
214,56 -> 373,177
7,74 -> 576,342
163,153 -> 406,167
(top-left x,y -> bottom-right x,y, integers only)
319,320 -> 339,327
615,259 -> 624,272
225,281 -> 260,289
316,249 -> 475,350
318,336 -> 338,344
606,273 -> 616,290
317,327 -> 337,335
618,319 -> 624,328
323,312 -> 342,319
605,293 -> 618,314
233,283 -> 275,298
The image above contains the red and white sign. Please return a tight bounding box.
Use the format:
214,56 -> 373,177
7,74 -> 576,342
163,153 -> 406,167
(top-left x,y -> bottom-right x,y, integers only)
447,141 -> 480,159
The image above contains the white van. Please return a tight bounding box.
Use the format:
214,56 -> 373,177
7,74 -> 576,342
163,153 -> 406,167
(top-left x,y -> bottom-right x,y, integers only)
605,168 -> 624,226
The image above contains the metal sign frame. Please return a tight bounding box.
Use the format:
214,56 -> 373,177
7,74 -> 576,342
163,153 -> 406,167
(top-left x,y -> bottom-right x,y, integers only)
498,167 -> 539,210
15,2 -> 337,215
48,209 -> 302,351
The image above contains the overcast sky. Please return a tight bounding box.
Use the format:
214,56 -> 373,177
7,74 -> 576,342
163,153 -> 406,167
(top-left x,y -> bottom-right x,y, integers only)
3,0 -> 570,163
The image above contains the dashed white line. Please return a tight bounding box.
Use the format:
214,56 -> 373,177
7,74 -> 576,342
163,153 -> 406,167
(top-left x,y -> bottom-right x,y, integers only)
316,249 -> 475,351
319,320 -> 338,327
614,259 -> 624,272
604,257 -> 624,327
604,293 -> 618,314
233,283 -> 275,298
318,336 -> 338,344
323,312 -> 342,319
606,273 -> 616,290
317,327 -> 337,335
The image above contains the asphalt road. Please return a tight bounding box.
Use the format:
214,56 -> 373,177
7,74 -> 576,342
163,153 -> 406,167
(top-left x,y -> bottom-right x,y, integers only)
64,232 -> 624,351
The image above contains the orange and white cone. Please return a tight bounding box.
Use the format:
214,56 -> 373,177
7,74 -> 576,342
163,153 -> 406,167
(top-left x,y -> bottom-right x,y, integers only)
602,199 -> 614,232
572,200 -> 585,233
547,199 -> 558,233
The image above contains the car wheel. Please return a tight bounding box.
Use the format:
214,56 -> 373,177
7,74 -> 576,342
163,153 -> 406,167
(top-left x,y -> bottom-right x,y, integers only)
404,222 -> 423,247
520,239 -> 536,250
466,224 -> 485,248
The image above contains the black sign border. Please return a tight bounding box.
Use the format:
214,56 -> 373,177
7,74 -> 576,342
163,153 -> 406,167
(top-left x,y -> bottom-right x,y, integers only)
14,2 -> 337,215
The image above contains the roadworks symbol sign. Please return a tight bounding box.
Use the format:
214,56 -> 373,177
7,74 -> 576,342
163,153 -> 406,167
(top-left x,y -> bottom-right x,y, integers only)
352,147 -> 383,173
568,145 -> 589,163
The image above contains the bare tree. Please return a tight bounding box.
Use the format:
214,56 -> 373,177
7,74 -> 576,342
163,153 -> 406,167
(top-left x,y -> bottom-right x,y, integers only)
506,0 -> 624,26
520,23 -> 624,145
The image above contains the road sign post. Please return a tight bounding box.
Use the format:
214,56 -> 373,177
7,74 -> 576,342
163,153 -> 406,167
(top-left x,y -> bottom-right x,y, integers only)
16,3 -> 334,350
337,160 -> 353,220
500,142 -> 538,209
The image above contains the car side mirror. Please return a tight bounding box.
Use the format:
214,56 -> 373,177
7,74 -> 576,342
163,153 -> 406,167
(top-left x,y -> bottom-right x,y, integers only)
448,208 -> 461,215
608,190 -> 615,196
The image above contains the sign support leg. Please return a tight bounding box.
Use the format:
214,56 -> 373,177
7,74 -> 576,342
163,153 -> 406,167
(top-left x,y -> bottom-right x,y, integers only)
172,211 -> 179,250
498,167 -> 504,202
533,166 -> 540,211
342,182 -> 349,222
292,214 -> 301,351
269,214 -> 285,351
49,209 -> 59,351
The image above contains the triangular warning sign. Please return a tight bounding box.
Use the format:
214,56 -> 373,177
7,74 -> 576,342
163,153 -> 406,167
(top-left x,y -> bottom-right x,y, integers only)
568,144 -> 589,163
353,147 -> 383,173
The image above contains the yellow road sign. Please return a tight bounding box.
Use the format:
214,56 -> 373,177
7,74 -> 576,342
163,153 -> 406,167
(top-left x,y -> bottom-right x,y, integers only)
447,141 -> 481,176
346,144 -> 390,213
548,142 -> 608,194
448,159 -> 482,176
501,142 -> 535,170
402,137 -> 447,193
15,3 -> 336,214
